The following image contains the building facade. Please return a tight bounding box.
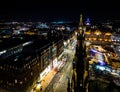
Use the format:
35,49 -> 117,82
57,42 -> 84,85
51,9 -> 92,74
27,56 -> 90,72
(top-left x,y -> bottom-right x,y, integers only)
0,37 -> 64,92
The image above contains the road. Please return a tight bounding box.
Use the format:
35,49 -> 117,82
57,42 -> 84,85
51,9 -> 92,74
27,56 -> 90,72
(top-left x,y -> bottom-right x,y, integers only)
45,48 -> 75,92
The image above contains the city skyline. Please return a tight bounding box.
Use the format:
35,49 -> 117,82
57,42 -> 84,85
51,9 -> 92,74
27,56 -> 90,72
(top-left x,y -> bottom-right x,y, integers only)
0,8 -> 120,92
0,0 -> 120,22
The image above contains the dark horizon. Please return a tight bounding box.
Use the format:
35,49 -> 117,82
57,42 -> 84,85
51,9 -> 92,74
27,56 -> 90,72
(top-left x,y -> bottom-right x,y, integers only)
0,0 -> 120,22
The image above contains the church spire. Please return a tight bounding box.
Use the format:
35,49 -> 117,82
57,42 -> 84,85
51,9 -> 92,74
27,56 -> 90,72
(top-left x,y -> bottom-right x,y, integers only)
79,14 -> 83,27
78,14 -> 84,34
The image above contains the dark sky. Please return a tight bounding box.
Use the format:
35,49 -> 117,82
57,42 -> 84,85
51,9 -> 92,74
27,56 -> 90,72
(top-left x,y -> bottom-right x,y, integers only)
0,0 -> 120,22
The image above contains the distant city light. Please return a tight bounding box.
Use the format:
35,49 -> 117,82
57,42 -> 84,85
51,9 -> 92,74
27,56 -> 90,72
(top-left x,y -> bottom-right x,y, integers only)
0,50 -> 7,55
22,41 -> 33,46
66,27 -> 71,31
85,18 -> 91,26
36,23 -> 49,29
20,27 -> 29,30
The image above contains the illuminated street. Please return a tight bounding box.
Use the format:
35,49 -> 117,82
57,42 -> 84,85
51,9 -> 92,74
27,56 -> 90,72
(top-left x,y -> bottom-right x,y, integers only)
45,46 -> 75,92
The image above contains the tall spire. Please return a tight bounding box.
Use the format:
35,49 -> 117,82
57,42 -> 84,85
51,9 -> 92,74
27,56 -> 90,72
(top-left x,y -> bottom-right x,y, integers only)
78,14 -> 84,34
71,14 -> 88,92
79,14 -> 83,27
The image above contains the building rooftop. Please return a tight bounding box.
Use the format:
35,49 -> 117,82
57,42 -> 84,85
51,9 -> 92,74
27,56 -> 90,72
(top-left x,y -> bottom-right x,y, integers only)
0,37 -> 31,51
0,35 -> 39,51
23,38 -> 54,54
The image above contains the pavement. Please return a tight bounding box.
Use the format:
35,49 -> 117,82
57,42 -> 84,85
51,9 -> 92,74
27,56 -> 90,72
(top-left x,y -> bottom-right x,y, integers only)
33,68 -> 57,92
32,44 -> 76,92
33,60 -> 67,92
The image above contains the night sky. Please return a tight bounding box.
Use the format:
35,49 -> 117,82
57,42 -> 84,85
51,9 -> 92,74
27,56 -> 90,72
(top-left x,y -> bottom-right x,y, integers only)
0,0 -> 120,22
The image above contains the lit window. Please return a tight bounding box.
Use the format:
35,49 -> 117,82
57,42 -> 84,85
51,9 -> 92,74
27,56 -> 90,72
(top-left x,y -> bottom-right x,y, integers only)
25,77 -> 27,81
15,79 -> 17,84
31,72 -> 33,76
20,81 -> 23,85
